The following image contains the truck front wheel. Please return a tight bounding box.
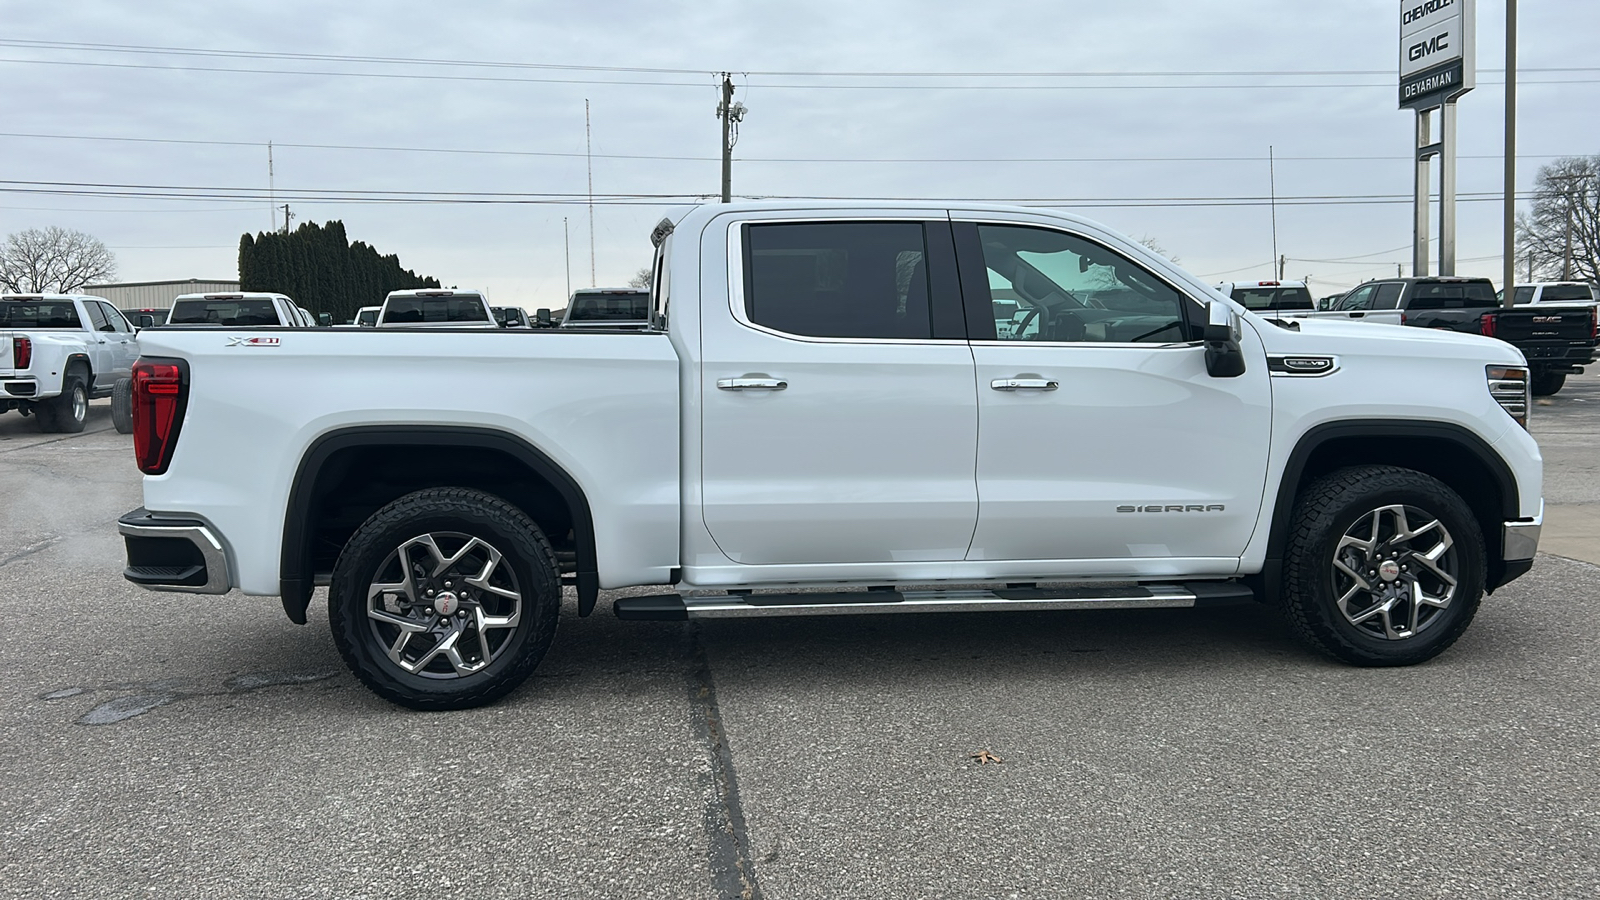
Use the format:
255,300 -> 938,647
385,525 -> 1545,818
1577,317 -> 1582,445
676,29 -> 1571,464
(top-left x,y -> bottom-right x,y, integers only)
1282,465 -> 1485,666
328,487 -> 560,710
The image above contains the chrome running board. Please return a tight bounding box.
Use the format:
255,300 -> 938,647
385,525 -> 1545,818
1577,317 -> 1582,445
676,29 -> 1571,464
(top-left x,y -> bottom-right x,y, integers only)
611,582 -> 1254,621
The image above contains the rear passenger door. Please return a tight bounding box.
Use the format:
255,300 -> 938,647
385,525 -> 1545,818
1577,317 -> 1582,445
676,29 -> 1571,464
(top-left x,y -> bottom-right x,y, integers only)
1363,282 -> 1404,324
698,217 -> 978,566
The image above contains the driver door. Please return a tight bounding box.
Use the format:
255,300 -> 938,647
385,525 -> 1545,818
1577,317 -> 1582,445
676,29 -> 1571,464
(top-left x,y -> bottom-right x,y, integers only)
953,218 -> 1271,573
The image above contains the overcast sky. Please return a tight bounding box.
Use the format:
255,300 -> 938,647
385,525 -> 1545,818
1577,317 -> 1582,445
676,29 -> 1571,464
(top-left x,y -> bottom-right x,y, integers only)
1,0 -> 1595,307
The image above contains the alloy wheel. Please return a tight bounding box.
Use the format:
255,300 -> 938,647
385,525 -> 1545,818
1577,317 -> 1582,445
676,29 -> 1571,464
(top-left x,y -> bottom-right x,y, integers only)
1331,503 -> 1458,640
365,532 -> 523,678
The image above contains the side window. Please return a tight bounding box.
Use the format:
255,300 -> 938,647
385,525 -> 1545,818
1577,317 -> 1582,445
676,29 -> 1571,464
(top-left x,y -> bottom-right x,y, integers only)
744,222 -> 931,340
1372,283 -> 1404,310
1338,286 -> 1376,311
1512,286 -> 1536,305
973,224 -> 1187,343
83,301 -> 112,332
101,302 -> 132,333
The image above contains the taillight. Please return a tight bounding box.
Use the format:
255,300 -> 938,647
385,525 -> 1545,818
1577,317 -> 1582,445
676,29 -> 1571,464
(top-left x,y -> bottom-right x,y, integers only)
1591,305 -> 1597,340
132,357 -> 188,474
10,336 -> 29,369
1480,313 -> 1497,338
1487,365 -> 1530,428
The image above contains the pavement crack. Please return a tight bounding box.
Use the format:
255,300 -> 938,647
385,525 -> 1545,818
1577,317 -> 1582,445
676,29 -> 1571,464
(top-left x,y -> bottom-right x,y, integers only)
0,535 -> 62,569
38,670 -> 338,725
684,622 -> 763,900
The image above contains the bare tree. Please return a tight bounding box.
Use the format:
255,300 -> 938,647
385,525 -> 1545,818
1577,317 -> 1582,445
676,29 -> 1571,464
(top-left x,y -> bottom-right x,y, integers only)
1516,155 -> 1600,284
0,226 -> 117,293
1137,235 -> 1180,265
627,266 -> 653,289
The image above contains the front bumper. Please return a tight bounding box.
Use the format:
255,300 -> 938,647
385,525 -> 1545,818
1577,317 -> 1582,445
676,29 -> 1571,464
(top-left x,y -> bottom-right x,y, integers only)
118,507 -> 232,594
1491,501 -> 1542,591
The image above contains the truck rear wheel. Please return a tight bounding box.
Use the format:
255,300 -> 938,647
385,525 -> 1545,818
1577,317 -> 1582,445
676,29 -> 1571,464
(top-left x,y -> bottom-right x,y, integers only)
110,377 -> 134,434
328,487 -> 560,710
1281,465 -> 1485,667
36,370 -> 88,434
1531,371 -> 1566,396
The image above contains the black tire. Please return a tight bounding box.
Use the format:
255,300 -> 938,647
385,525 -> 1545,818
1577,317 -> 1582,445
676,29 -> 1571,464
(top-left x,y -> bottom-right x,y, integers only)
36,369 -> 88,434
1281,465 -> 1485,667
1531,371 -> 1566,396
329,487 -> 560,710
110,377 -> 134,434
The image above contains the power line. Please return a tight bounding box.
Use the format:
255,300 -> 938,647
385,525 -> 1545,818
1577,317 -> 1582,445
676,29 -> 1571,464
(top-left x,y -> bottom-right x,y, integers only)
0,55 -> 1593,91
1,38 -> 1592,79
0,130 -> 1581,166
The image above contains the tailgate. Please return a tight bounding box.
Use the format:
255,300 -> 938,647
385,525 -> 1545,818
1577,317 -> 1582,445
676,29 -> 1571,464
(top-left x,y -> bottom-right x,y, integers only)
1491,307 -> 1597,360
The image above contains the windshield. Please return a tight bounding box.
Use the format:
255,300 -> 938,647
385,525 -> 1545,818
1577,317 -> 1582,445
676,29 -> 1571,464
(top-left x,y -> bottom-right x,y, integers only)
169,298 -> 280,325
1407,281 -> 1498,310
0,300 -> 82,328
566,292 -> 650,322
382,295 -> 489,324
1229,286 -> 1315,311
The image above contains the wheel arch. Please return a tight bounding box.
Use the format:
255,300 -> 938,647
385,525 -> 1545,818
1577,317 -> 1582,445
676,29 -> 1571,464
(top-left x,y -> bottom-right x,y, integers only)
1261,420 -> 1520,598
280,425 -> 598,625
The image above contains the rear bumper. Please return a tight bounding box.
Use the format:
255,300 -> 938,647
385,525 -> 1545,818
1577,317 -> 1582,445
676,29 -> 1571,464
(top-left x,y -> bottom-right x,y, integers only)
118,507 -> 232,594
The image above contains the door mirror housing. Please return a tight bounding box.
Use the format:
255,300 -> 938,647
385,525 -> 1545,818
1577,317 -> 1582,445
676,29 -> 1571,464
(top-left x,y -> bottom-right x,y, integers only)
536,308 -> 552,326
1204,300 -> 1246,378
317,313 -> 332,326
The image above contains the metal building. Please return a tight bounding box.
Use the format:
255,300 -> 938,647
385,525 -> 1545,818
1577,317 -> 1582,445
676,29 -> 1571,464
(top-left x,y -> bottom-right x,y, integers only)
81,278 -> 240,311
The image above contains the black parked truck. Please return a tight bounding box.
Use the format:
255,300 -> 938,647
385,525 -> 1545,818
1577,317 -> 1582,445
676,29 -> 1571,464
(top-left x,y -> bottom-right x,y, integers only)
1310,276 -> 1597,395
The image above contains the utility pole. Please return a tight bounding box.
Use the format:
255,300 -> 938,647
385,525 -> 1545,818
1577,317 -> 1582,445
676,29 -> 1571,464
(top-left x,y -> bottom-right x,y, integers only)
563,217 -> 572,303
280,204 -> 293,233
1278,254 -> 1286,281
268,141 -> 277,232
585,99 -> 595,287
1502,0 -> 1517,307
1564,198 -> 1574,281
1268,146 -> 1279,276
716,73 -> 747,203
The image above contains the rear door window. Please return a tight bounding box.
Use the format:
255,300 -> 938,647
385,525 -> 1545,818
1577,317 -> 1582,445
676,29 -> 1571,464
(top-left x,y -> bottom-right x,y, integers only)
743,222 -> 933,340
1372,283 -> 1404,309
83,301 -> 112,332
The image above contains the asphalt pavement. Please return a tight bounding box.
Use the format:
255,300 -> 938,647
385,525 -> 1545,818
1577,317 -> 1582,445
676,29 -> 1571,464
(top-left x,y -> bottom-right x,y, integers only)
1,394 -> 1597,899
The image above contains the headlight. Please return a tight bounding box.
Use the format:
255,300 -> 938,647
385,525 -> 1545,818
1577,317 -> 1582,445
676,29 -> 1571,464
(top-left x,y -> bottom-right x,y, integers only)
1487,365 -> 1530,428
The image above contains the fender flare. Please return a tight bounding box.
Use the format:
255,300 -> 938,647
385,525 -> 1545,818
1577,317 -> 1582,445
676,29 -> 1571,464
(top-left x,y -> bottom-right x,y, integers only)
1259,419 -> 1521,594
279,425 -> 599,624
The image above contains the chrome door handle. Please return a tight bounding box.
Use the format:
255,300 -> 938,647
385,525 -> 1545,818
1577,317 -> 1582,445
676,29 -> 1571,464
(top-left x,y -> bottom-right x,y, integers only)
717,377 -> 787,391
990,378 -> 1058,391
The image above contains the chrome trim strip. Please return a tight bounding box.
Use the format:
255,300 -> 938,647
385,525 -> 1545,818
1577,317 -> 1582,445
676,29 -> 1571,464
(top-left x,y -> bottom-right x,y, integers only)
117,521 -> 232,594
682,585 -> 1197,619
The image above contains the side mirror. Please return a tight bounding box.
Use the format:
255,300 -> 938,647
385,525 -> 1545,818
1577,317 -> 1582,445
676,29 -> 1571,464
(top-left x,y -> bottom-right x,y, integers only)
1204,300 -> 1246,378
536,308 -> 552,326
317,313 -> 332,326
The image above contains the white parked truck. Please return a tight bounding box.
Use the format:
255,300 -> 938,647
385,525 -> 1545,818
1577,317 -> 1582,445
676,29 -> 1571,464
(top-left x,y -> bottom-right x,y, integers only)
2,293 -> 138,432
119,202 -> 1543,709
377,289 -> 497,328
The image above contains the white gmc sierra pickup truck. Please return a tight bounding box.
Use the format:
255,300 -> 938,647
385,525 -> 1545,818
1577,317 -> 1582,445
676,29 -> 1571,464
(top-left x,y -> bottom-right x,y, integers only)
119,202 -> 1543,710
3,293 -> 138,432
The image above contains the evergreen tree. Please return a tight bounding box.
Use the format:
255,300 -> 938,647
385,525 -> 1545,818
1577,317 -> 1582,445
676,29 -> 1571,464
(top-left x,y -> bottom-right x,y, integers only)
236,219 -> 440,322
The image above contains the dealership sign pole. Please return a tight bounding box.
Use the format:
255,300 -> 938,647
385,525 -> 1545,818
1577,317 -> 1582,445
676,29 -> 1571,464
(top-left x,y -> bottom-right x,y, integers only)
1401,0 -> 1475,276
